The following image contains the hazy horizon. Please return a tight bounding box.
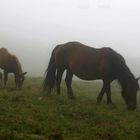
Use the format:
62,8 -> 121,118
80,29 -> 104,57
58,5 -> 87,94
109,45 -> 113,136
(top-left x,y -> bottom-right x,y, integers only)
0,0 -> 140,77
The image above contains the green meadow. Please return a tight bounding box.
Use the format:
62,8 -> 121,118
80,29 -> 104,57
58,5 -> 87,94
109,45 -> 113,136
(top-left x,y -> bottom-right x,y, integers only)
0,77 -> 140,140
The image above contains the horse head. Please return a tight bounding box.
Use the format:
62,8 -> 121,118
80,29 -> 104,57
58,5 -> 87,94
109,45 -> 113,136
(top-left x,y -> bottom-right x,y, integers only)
17,72 -> 27,89
122,77 -> 139,110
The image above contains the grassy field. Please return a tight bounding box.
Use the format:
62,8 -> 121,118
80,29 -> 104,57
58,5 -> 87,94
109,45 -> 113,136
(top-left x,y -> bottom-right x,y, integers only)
0,77 -> 140,140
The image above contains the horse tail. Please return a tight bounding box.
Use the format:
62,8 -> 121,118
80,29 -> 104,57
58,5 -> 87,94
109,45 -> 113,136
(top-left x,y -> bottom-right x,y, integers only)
43,48 -> 57,92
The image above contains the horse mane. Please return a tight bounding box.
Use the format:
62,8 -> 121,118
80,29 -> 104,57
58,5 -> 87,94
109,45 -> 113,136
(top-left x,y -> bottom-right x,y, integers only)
10,54 -> 23,74
109,48 -> 136,88
118,64 -> 136,88
112,50 -> 135,87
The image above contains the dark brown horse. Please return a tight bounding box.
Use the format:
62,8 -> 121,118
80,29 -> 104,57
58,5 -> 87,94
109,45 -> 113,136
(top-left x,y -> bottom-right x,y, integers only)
0,48 -> 27,89
43,41 -> 139,110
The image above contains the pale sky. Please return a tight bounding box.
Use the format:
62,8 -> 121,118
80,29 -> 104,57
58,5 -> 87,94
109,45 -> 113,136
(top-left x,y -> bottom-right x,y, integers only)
0,0 -> 140,76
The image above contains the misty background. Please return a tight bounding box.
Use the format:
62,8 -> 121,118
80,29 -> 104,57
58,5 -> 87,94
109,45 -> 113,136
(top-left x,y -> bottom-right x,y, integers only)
0,0 -> 140,77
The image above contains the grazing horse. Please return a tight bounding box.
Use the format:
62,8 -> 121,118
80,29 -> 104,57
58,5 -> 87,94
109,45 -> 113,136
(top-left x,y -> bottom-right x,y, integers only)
0,48 -> 27,89
43,41 -> 139,110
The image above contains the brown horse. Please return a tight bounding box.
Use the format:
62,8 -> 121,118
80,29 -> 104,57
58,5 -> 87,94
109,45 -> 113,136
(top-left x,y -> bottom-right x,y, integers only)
43,41 -> 139,110
0,48 -> 27,89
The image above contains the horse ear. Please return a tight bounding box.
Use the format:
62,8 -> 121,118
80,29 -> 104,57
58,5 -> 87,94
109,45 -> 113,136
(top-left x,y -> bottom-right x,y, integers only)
23,72 -> 27,75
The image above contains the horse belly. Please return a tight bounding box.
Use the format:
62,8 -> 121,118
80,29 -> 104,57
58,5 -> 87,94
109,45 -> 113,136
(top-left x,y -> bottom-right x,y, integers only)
70,60 -> 100,80
75,73 -> 100,80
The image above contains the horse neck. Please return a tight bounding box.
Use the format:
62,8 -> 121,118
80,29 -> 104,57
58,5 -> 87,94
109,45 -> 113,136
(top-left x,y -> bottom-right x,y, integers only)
117,64 -> 135,88
16,64 -> 23,75
16,61 -> 23,75
12,55 -> 23,75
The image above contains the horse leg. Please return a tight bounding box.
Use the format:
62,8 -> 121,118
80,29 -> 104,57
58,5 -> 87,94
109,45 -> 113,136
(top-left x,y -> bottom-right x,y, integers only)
0,74 -> 2,88
56,68 -> 65,95
0,79 -> 1,89
1,76 -> 3,88
106,83 -> 112,104
14,74 -> 18,88
65,69 -> 74,99
4,71 -> 8,88
97,81 -> 106,104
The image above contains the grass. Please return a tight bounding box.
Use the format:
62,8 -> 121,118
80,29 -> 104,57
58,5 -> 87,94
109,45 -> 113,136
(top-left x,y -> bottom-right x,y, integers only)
0,77 -> 140,140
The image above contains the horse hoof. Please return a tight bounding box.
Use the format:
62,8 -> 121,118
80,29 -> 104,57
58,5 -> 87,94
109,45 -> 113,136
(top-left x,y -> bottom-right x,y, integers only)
96,99 -> 102,104
68,96 -> 75,100
107,102 -> 112,105
96,101 -> 99,104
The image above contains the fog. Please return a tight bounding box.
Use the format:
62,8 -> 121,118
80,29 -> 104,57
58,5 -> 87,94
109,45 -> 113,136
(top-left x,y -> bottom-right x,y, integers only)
0,0 -> 140,77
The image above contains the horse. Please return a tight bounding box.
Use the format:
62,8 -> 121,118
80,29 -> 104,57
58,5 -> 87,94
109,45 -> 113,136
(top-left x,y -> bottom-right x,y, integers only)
0,48 -> 27,89
43,41 -> 139,110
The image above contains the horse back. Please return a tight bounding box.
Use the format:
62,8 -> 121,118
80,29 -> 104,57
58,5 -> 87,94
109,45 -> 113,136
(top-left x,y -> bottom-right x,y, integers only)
54,42 -> 125,80
0,48 -> 22,74
0,48 -> 10,69
55,42 -> 98,64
